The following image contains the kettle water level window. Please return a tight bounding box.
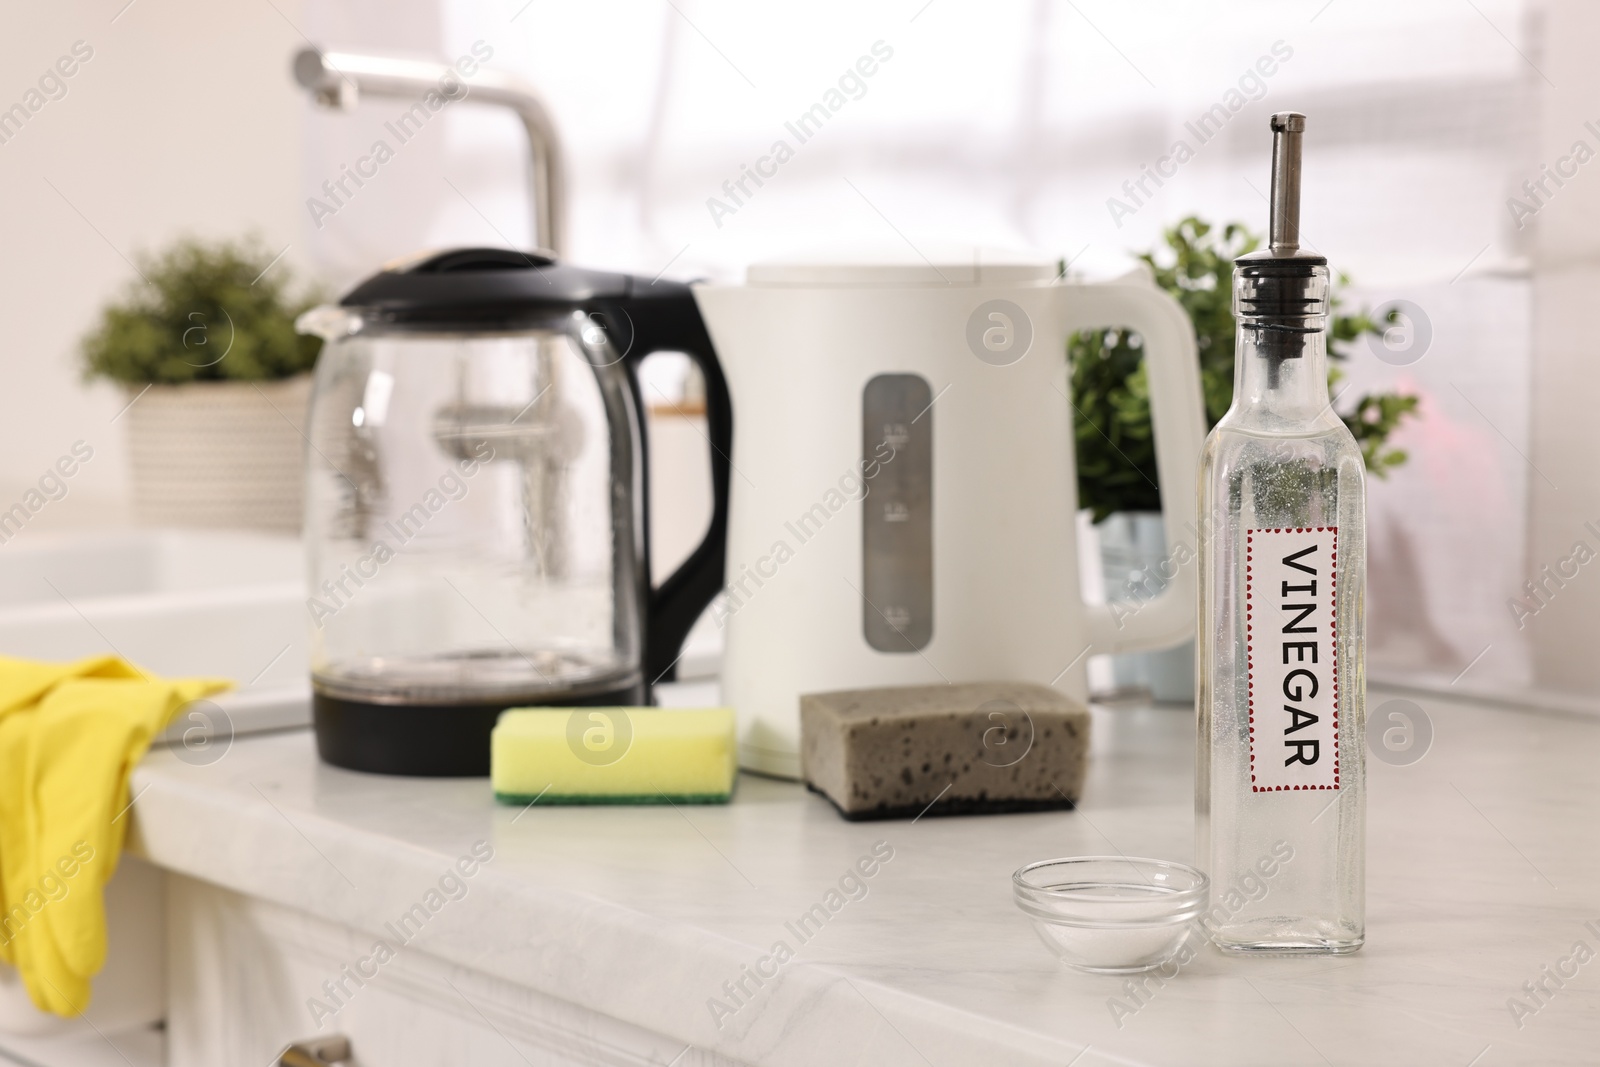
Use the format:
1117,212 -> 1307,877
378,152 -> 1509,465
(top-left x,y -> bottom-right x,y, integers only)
862,373 -> 933,652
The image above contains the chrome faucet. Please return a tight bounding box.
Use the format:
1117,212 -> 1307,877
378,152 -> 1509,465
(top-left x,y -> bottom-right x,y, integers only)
292,48 -> 567,256
293,48 -> 575,571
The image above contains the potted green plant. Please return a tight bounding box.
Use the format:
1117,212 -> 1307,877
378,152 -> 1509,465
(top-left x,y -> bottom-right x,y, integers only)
81,238 -> 323,532
1071,217 -> 1418,700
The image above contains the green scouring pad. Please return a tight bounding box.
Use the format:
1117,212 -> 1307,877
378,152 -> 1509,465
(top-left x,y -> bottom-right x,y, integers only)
492,707 -> 737,806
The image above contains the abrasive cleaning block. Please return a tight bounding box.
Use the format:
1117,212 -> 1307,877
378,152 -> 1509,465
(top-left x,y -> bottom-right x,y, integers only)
800,682 -> 1090,820
492,707 -> 737,805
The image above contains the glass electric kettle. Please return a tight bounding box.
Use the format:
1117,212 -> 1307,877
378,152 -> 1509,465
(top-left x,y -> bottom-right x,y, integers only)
297,248 -> 731,776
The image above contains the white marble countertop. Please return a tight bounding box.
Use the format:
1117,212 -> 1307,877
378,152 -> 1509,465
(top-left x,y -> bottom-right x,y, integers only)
127,687 -> 1599,1067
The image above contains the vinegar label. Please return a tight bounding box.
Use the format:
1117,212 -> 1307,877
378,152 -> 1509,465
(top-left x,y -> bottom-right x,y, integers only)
1246,527 -> 1340,792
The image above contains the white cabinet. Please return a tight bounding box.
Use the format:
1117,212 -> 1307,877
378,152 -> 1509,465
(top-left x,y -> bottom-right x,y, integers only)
164,876 -> 745,1067
0,856 -> 166,1043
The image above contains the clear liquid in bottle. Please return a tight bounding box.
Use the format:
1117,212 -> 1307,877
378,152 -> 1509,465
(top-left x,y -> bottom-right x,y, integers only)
1195,113 -> 1365,955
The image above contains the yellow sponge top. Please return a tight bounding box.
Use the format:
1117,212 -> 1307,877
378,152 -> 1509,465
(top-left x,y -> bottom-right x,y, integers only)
491,707 -> 736,805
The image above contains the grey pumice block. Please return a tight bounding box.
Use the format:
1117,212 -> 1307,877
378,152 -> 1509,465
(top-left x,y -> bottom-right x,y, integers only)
800,682 -> 1091,821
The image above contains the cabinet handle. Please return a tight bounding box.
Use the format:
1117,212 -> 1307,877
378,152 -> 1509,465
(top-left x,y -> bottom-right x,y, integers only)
278,1035 -> 353,1066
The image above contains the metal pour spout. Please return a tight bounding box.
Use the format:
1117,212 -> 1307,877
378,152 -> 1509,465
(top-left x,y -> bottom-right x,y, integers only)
293,49 -> 567,257
1268,112 -> 1305,256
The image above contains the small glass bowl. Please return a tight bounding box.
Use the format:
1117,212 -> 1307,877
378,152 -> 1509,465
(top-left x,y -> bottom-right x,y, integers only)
1013,856 -> 1208,974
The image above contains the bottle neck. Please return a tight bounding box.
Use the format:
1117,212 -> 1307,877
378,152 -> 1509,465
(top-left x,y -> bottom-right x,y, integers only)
1231,328 -> 1331,427
1226,258 -> 1335,433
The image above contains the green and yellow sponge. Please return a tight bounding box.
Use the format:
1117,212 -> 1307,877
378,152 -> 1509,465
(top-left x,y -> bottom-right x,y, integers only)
492,707 -> 737,806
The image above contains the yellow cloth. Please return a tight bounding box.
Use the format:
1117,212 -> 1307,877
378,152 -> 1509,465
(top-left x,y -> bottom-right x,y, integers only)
0,655 -> 228,1016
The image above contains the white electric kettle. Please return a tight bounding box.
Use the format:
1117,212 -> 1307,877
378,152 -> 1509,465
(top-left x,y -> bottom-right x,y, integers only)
693,249 -> 1206,778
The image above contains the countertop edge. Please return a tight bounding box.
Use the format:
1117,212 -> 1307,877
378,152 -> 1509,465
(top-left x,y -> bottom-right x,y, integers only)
126,754 -> 1081,1067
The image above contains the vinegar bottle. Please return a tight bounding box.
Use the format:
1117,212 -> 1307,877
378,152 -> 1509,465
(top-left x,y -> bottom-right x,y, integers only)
1195,113 -> 1365,954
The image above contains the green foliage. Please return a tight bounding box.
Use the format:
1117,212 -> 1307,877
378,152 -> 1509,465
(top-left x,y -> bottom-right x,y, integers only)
1339,368 -> 1420,478
1070,216 -> 1420,522
81,238 -> 323,385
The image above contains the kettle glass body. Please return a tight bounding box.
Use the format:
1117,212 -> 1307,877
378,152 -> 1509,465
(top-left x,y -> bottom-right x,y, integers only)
306,322 -> 643,710
300,249 -> 731,776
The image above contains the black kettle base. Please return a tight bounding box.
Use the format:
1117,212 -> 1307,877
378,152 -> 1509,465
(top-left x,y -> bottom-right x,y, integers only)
312,683 -> 647,777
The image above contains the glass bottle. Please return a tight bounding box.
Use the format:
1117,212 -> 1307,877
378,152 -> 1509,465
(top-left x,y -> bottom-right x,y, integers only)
1195,113 -> 1366,954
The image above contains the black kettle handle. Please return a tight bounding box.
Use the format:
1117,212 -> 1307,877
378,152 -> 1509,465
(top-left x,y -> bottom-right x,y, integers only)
606,279 -> 733,690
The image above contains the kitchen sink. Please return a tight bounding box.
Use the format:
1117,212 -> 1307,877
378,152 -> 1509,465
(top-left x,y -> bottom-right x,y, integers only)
0,528 -> 306,683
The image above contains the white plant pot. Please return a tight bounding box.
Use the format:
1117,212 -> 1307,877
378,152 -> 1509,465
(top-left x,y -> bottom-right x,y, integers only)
124,376 -> 311,533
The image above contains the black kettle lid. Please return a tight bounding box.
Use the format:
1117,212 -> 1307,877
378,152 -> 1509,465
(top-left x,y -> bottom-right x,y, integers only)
339,247 -> 637,330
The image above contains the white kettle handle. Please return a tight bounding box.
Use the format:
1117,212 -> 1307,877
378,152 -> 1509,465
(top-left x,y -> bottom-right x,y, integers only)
1053,277 -> 1207,656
